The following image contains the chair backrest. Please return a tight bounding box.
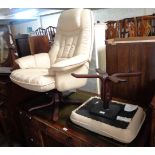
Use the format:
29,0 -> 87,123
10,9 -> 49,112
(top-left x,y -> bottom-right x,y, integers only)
48,8 -> 94,65
35,27 -> 46,36
45,26 -> 56,42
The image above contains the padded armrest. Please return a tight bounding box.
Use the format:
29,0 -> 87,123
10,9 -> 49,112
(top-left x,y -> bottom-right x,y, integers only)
15,53 -> 50,69
51,55 -> 88,71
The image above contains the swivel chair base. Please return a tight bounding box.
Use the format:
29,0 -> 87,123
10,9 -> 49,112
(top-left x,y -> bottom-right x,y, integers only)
70,96 -> 146,143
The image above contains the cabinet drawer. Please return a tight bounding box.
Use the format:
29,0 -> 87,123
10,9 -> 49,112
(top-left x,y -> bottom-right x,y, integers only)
0,106 -> 12,138
0,83 -> 7,96
25,132 -> 43,146
0,86 -> 7,96
46,126 -> 89,147
19,111 -> 43,146
0,96 -> 6,106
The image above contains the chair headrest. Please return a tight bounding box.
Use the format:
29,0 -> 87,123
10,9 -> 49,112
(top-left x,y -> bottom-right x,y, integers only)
57,8 -> 91,32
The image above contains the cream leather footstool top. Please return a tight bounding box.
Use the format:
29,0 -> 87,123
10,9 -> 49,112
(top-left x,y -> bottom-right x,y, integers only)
70,96 -> 146,143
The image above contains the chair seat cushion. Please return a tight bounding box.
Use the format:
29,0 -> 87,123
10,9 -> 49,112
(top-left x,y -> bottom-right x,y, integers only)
10,69 -> 55,92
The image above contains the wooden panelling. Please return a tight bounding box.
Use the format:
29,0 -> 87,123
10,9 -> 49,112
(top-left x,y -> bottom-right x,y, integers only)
106,41 -> 155,105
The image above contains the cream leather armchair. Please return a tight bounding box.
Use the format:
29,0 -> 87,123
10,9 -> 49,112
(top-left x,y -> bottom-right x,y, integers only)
10,8 -> 94,121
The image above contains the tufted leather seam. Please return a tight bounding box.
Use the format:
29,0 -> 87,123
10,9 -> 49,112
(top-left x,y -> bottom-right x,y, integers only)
57,35 -> 64,58
72,34 -> 79,57
62,37 -> 71,58
88,10 -> 94,62
51,60 -> 88,72
66,36 -> 74,58
73,31 -> 81,56
10,76 -> 55,87
57,35 -> 79,60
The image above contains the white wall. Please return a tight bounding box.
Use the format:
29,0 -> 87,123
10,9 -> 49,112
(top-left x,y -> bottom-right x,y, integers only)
80,23 -> 107,94
40,13 -> 61,28
11,18 -> 41,36
10,8 -> 155,36
93,8 -> 155,23
10,12 -> 62,36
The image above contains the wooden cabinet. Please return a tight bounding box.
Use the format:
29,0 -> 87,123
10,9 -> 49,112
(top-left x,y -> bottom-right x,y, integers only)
44,123 -> 94,147
19,111 -> 44,146
0,74 -> 19,145
106,38 -> 155,146
0,105 -> 10,144
19,98 -> 151,147
15,34 -> 50,57
150,96 -> 155,146
0,75 -> 11,136
0,71 -> 41,145
106,39 -> 155,105
15,34 -> 31,57
28,35 -> 50,55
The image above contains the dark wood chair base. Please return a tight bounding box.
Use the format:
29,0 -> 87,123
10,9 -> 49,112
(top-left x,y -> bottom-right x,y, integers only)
26,90 -> 83,122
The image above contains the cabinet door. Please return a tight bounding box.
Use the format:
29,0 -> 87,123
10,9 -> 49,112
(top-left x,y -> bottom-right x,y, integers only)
15,35 -> 31,57
115,43 -> 131,99
19,111 -> 44,146
128,43 -> 142,100
140,42 -> 155,104
106,43 -> 142,101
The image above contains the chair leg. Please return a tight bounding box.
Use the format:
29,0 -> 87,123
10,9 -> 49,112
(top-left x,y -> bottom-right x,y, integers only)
52,101 -> 59,122
51,91 -> 62,122
27,90 -> 82,122
27,91 -> 57,112
51,91 -> 83,121
28,97 -> 54,112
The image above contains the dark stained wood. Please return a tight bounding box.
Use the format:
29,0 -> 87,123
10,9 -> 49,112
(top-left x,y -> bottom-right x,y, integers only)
72,71 -> 141,110
15,34 -> 50,57
150,95 -> 155,146
0,32 -> 17,68
19,111 -> 44,146
106,15 -> 155,39
15,34 -> 31,57
0,74 -> 41,144
19,98 -> 151,147
28,35 -> 50,54
106,41 -> 155,106
6,83 -> 42,143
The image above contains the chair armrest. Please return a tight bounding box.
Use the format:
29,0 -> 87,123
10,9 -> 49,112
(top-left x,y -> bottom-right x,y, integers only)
15,53 -> 50,69
51,55 -> 88,71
